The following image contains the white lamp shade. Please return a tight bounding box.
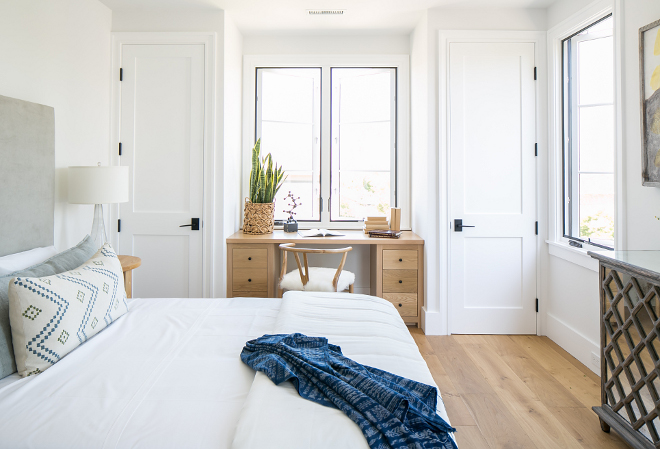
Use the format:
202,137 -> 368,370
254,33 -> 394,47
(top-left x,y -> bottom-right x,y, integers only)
68,166 -> 129,204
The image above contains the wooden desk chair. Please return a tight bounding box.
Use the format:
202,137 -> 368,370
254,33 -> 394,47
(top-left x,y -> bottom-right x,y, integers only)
278,243 -> 355,298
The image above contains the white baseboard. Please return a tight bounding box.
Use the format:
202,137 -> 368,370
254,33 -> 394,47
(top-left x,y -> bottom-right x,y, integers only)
546,313 -> 600,375
421,308 -> 447,335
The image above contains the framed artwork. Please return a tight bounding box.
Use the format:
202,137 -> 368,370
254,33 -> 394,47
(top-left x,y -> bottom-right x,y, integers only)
641,18 -> 660,186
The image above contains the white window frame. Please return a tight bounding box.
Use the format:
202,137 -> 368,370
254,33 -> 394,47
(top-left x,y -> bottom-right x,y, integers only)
547,0 -> 623,269
242,55 -> 411,230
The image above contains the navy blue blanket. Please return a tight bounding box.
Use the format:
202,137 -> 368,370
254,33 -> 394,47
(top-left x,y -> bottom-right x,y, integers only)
240,333 -> 457,449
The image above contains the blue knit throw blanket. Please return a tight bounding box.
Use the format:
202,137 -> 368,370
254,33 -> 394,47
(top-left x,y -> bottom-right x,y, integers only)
240,333 -> 457,449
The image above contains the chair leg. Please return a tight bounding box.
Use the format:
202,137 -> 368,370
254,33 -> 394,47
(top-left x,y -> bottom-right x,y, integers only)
349,284 -> 354,293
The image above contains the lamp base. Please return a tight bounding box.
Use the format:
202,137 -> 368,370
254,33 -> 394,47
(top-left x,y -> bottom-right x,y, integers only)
90,204 -> 107,249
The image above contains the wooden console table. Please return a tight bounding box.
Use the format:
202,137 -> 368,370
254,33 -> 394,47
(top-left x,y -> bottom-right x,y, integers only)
589,250 -> 660,448
226,230 -> 425,326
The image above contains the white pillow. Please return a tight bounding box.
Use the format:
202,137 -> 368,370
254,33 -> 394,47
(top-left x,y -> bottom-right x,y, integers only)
0,246 -> 58,276
8,244 -> 128,377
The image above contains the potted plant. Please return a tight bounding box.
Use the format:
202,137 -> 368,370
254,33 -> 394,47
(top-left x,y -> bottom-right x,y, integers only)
243,139 -> 286,234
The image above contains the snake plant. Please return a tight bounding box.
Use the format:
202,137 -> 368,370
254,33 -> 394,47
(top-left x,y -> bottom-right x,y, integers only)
249,139 -> 286,203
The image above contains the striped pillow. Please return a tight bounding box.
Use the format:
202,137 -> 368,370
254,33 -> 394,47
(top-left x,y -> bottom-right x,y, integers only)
8,244 -> 128,377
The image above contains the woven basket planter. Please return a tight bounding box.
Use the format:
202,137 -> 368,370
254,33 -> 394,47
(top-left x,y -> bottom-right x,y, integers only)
243,199 -> 275,235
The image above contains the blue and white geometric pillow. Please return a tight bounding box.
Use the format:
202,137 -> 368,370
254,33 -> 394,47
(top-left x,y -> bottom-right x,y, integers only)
8,244 -> 128,377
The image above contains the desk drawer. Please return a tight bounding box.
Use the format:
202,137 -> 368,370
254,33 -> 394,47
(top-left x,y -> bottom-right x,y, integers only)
382,269 -> 418,293
233,268 -> 268,291
383,293 -> 417,317
383,250 -> 418,270
233,249 -> 268,269
233,291 -> 268,298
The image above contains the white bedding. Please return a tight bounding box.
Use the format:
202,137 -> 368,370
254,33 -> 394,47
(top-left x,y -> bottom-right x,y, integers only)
231,291 -> 453,449
0,297 -> 281,449
0,293 -> 451,449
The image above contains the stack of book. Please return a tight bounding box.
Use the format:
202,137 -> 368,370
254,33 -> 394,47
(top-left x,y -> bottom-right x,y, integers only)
363,216 -> 389,234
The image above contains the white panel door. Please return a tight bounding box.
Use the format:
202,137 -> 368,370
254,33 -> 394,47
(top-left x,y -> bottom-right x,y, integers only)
449,42 -> 537,334
119,44 -> 204,298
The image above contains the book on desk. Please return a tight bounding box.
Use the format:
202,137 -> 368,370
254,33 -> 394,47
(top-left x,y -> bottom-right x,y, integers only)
298,229 -> 345,238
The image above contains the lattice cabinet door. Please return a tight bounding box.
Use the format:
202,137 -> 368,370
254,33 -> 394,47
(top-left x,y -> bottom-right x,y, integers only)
593,259 -> 660,449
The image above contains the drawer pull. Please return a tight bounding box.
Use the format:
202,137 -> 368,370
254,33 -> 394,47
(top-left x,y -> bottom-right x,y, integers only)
399,258 -> 403,262
248,279 -> 252,282
248,257 -> 252,260
398,304 -> 402,307
399,280 -> 403,284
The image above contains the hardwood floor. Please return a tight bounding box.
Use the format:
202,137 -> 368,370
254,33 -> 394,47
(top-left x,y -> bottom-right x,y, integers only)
409,329 -> 630,449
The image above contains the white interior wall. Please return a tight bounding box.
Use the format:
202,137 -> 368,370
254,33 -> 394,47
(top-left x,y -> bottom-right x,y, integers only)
623,0 -> 660,251
547,0 -> 596,30
111,9 -> 227,297
242,34 -> 409,55
410,14 -> 432,329
0,0 -> 112,251
223,16 -> 244,297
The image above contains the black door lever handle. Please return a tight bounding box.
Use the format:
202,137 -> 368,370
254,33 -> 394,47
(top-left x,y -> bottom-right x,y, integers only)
179,218 -> 200,231
454,219 -> 475,232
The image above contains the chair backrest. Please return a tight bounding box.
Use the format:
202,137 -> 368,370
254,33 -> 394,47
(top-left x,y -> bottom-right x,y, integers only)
279,243 -> 352,292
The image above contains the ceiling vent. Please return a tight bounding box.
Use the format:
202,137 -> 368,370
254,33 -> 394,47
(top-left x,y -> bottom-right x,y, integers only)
307,9 -> 345,15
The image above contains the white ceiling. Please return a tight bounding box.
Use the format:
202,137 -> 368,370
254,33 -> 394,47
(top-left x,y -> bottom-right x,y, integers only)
99,0 -> 556,34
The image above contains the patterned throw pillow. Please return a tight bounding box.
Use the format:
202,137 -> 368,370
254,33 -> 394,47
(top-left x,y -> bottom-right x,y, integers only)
8,244 -> 128,377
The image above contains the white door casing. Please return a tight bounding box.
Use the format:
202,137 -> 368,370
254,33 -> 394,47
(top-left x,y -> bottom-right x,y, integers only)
118,44 -> 205,298
449,42 -> 537,334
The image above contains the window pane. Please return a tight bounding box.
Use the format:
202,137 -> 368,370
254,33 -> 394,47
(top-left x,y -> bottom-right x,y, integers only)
261,69 -> 317,123
256,68 -> 321,221
277,173 -> 316,221
579,105 -> 614,172
337,172 -> 391,219
331,68 -> 395,221
335,69 -> 391,123
578,35 -> 614,105
339,122 -> 391,172
261,122 -> 314,171
579,174 -> 614,242
563,15 -> 615,246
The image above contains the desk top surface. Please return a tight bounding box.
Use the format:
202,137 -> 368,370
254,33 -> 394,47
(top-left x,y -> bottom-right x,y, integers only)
227,230 -> 423,245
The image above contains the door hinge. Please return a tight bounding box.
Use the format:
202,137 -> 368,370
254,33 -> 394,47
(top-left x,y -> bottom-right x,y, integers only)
536,298 -> 539,312
534,67 -> 537,80
535,221 -> 538,235
120,68 -> 123,81
118,219 -> 121,233
118,142 -> 122,156
535,143 -> 538,156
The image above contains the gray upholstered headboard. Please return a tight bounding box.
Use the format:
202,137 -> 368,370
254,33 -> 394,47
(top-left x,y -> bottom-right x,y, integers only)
0,95 -> 55,257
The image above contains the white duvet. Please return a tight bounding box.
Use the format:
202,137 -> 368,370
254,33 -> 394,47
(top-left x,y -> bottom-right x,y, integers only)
0,293 -> 452,449
231,291 -> 453,449
0,297 -> 281,449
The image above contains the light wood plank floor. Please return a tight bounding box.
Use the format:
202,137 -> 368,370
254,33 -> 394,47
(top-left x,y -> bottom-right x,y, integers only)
409,329 -> 630,449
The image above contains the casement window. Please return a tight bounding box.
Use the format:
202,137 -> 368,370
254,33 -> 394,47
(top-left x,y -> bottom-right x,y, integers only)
562,15 -> 615,249
244,56 -> 409,229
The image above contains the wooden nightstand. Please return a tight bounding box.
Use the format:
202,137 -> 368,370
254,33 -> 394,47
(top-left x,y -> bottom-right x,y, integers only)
118,255 -> 141,299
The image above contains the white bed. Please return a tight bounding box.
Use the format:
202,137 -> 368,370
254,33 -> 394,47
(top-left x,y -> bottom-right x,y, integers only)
0,293 -> 453,449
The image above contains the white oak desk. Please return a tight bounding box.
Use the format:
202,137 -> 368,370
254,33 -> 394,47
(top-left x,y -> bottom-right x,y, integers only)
226,230 -> 424,326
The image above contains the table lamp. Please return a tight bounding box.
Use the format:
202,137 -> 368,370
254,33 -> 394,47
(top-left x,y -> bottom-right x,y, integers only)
68,164 -> 129,249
